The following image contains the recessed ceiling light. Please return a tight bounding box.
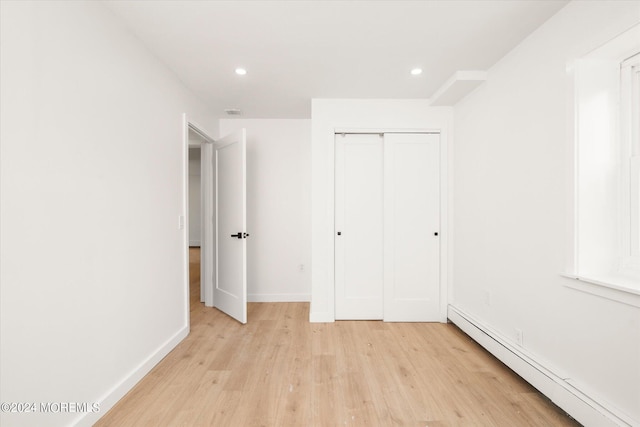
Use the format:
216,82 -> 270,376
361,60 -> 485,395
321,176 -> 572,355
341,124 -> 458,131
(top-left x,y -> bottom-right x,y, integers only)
235,68 -> 247,75
411,68 -> 423,76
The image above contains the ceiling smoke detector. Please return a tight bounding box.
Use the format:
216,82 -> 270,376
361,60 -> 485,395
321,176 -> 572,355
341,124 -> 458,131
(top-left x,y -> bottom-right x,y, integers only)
224,109 -> 242,116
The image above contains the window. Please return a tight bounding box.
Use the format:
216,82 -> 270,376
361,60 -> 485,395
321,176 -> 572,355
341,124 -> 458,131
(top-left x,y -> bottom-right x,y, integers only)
620,53 -> 640,272
570,25 -> 640,298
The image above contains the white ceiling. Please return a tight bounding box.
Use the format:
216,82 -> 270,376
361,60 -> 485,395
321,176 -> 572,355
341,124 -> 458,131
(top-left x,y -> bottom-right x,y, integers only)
104,0 -> 569,119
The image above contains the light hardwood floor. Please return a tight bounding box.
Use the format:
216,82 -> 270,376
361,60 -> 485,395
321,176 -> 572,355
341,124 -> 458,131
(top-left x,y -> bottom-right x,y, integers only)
96,248 -> 580,426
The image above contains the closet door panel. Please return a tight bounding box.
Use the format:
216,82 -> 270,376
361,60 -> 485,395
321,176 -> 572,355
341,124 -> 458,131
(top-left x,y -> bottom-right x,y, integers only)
384,133 -> 440,321
335,134 -> 384,320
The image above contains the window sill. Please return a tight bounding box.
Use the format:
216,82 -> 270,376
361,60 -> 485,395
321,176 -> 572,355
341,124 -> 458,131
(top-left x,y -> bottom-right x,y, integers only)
561,273 -> 640,308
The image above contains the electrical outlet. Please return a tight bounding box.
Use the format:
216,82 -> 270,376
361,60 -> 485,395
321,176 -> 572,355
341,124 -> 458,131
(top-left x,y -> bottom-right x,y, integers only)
483,290 -> 491,307
515,329 -> 523,347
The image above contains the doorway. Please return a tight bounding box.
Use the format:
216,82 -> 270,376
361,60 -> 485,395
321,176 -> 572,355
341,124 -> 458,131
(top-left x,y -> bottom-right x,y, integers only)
183,117 -> 249,325
187,127 -> 207,317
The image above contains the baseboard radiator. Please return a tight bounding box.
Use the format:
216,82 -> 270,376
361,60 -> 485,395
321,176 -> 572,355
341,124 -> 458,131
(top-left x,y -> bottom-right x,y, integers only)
448,305 -> 634,427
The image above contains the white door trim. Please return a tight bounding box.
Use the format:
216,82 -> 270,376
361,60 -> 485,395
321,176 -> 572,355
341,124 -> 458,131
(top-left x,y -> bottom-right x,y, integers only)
183,115 -> 216,320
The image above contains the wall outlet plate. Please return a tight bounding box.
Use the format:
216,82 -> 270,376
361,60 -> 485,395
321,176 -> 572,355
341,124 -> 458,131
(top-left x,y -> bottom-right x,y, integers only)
515,328 -> 524,346
483,290 -> 491,306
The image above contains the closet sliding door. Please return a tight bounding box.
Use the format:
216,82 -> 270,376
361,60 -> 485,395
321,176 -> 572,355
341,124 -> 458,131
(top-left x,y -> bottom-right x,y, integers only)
334,132 -> 441,322
384,133 -> 440,321
335,133 -> 384,320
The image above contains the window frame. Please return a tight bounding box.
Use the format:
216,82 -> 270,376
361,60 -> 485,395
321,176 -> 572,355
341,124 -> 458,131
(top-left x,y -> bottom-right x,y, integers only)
620,53 -> 640,274
564,25 -> 640,306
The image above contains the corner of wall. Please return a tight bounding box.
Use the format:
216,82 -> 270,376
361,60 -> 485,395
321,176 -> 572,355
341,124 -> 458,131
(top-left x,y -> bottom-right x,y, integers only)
76,326 -> 189,426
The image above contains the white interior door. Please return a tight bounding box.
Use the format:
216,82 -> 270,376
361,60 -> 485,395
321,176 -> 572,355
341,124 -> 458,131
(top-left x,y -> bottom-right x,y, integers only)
383,133 -> 440,321
335,133 -> 384,319
214,129 -> 247,324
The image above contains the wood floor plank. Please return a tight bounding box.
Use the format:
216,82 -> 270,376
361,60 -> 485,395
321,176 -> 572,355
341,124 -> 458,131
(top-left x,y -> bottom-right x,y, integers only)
95,248 -> 581,427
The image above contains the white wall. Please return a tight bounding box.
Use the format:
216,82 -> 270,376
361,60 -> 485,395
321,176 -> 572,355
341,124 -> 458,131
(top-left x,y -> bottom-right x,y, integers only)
453,1 -> 640,425
310,99 -> 453,322
219,119 -> 311,301
0,2 -> 216,426
189,147 -> 202,246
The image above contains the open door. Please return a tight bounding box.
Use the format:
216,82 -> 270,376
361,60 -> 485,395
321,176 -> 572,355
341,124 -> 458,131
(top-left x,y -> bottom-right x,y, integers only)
213,129 -> 248,324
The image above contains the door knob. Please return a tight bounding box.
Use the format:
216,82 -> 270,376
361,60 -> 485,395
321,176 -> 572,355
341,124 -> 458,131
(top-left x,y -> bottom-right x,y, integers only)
231,232 -> 250,239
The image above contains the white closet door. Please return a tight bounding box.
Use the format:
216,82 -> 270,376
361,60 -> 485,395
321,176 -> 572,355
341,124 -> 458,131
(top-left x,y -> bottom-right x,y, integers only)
384,133 -> 440,321
335,133 -> 384,319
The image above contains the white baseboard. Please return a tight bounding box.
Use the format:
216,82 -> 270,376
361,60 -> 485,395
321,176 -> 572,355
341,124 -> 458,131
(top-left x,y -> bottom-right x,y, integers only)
309,311 -> 334,323
448,305 -> 634,427
73,325 -> 189,426
248,293 -> 310,302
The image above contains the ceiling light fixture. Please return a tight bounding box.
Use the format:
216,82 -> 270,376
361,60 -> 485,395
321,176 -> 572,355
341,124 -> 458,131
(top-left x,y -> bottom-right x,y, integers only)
235,68 -> 247,75
411,68 -> 423,76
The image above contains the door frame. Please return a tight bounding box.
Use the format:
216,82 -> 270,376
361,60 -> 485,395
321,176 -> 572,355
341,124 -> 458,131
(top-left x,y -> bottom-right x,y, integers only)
329,128 -> 449,322
183,115 -> 217,324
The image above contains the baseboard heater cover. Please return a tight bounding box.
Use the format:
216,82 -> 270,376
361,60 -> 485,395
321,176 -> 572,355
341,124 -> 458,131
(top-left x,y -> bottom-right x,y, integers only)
447,305 -> 634,427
